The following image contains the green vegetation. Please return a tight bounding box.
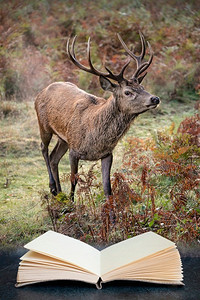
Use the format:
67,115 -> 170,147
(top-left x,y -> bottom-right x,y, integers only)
40,111 -> 199,245
0,0 -> 199,247
0,101 -> 199,247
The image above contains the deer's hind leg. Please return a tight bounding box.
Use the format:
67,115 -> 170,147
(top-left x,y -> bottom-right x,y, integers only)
40,132 -> 57,195
50,138 -> 68,194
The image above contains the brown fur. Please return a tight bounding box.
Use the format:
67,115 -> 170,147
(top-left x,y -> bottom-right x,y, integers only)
35,79 -> 159,198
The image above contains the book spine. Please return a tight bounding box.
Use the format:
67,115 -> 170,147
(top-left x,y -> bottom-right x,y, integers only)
95,278 -> 102,289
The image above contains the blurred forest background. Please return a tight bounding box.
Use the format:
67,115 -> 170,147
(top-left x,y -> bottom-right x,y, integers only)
0,0 -> 199,247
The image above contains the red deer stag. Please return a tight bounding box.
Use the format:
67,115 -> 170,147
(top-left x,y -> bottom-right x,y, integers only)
35,32 -> 160,201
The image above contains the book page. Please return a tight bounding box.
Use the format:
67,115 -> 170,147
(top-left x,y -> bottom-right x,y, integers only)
101,246 -> 183,284
17,268 -> 99,286
24,231 -> 101,276
20,251 -> 93,271
101,232 -> 175,275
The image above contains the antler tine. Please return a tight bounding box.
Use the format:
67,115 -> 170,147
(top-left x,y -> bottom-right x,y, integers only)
67,36 -> 90,73
117,32 -> 153,81
67,36 -> 108,77
104,58 -> 131,83
118,58 -> 131,79
117,33 -> 144,69
87,37 -> 108,77
86,36 -> 130,81
67,35 -> 130,83
134,41 -> 154,79
139,31 -> 146,61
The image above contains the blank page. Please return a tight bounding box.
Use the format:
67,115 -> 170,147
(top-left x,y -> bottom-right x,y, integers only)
101,232 -> 175,275
24,231 -> 101,276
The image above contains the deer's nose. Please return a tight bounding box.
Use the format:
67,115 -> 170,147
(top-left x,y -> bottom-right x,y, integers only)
150,96 -> 160,105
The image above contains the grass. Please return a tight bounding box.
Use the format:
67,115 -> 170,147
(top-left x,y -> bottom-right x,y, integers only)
0,0 -> 199,249
0,98 -> 198,248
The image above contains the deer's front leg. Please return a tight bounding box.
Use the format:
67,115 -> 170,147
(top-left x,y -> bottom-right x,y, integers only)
101,153 -> 115,224
101,153 -> 113,198
69,150 -> 79,201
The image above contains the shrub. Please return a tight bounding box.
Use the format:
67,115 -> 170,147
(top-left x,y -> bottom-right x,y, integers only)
0,101 -> 20,118
42,114 -> 200,245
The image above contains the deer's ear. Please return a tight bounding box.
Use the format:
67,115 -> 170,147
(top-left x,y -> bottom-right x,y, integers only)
99,76 -> 117,92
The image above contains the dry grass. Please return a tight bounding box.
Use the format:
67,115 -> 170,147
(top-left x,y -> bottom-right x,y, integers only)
0,99 -> 198,247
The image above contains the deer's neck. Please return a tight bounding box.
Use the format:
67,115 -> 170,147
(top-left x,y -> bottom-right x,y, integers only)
104,96 -> 136,127
94,97 -> 137,148
70,95 -> 137,161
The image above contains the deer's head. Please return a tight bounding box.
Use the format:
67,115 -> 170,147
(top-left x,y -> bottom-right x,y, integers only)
67,32 -> 160,115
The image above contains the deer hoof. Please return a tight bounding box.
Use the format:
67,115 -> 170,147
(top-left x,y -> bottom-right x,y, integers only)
49,183 -> 57,196
50,188 -> 57,196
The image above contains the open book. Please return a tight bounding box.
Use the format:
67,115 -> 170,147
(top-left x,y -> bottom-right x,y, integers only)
16,231 -> 183,289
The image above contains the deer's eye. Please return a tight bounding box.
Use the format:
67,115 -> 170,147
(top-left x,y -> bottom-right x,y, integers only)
124,91 -> 132,96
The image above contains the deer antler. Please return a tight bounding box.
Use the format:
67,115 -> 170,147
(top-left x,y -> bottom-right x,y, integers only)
117,32 -> 153,83
67,36 -> 130,83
